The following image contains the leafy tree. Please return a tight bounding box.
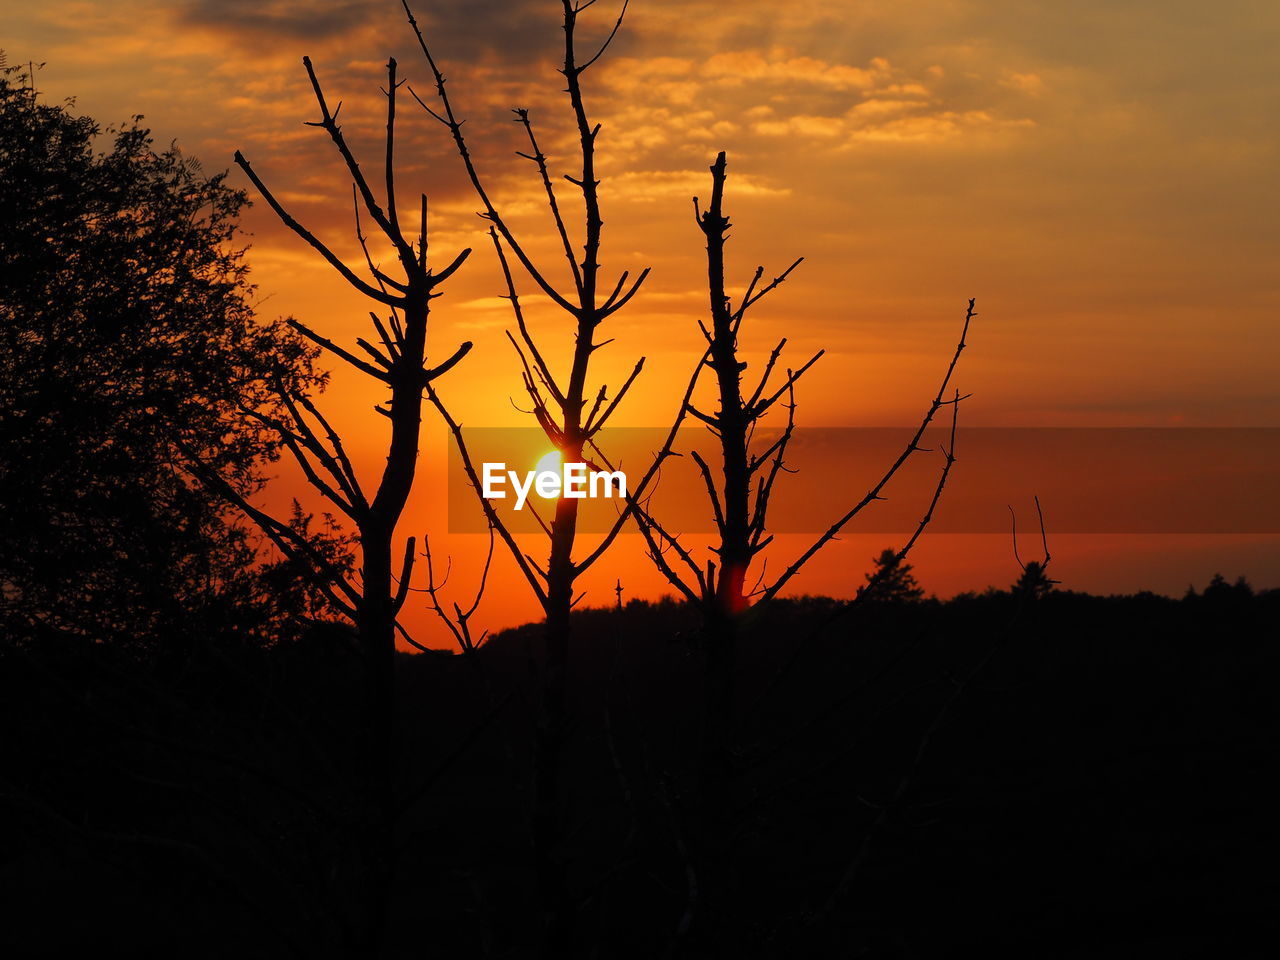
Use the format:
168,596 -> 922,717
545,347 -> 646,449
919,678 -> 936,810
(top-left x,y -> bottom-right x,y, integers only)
1014,560 -> 1055,598
861,547 -> 926,603
1200,572 -> 1253,603
0,65 -> 344,650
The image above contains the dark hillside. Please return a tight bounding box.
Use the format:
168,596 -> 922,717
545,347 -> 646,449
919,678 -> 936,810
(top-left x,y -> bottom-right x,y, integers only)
4,586 -> 1276,957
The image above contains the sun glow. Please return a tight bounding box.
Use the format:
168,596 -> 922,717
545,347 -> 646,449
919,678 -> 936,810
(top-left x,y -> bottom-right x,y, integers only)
534,449 -> 562,498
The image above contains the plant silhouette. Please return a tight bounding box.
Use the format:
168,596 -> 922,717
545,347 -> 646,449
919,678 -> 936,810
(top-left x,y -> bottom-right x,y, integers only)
861,548 -> 926,603
0,64 -> 341,651
3,9 -> 1275,960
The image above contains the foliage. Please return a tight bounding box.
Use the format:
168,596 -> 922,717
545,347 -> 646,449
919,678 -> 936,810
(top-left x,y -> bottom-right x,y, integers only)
0,65 -> 348,649
1014,560 -> 1056,598
860,547 -> 926,603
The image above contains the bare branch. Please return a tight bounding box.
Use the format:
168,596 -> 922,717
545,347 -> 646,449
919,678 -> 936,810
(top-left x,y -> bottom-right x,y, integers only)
514,107 -> 583,294
423,340 -> 474,382
430,244 -> 472,286
254,397 -> 363,521
355,337 -> 393,370
234,151 -> 399,305
577,0 -> 630,72
424,382 -> 549,605
290,388 -> 366,510
1009,504 -> 1024,570
286,318 -> 390,382
401,2 -> 579,314
745,338 -> 787,412
301,56 -> 413,265
574,348 -> 709,575
758,298 -> 976,604
733,257 -> 804,329
750,349 -> 824,418
1036,494 -> 1052,567
856,391 -> 961,606
748,380 -> 798,547
370,311 -> 402,362
491,228 -> 565,405
384,57 -> 402,235
585,357 -> 645,436
584,383 -> 608,435
689,449 -> 727,535
180,446 -> 359,618
352,185 -> 408,294
524,494 -> 555,540
686,404 -> 719,430
392,536 -> 416,615
599,267 -> 651,319
419,526 -> 495,653
560,0 -> 604,304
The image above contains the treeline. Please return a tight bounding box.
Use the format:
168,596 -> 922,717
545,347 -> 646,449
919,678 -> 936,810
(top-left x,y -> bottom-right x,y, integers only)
4,584 -> 1276,957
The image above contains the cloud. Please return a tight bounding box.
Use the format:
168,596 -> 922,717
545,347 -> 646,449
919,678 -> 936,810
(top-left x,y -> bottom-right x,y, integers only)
178,0 -> 607,73
9,0 -> 1277,447
1001,71 -> 1045,95
608,169 -> 791,202
179,0 -> 383,41
589,46 -> 1036,159
701,51 -> 890,91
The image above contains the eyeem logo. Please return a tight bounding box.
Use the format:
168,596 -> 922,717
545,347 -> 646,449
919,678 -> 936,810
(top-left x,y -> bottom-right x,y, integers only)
481,452 -> 627,511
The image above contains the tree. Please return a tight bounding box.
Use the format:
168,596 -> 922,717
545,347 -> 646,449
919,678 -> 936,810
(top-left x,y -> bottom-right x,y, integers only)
1190,571 -> 1252,607
0,64 -> 338,651
401,2 -> 677,944
607,152 -> 970,939
621,153 -> 968,631
1014,561 -> 1054,598
231,46 -> 475,952
860,548 -> 926,603
0,70 -> 367,952
1010,496 -> 1057,598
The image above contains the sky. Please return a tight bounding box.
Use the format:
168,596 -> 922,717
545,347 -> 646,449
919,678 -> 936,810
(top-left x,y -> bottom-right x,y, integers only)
7,0 -> 1279,644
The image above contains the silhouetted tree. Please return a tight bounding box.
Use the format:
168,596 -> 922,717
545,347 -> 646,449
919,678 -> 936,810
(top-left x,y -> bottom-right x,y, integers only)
622,153 -> 967,627
402,2 -> 677,944
0,65 -> 340,651
1013,560 -> 1054,598
1198,572 -> 1253,605
232,50 -> 473,955
1010,496 -> 1057,598
1208,572 -> 1251,598
612,150 -> 972,947
860,548 -> 925,603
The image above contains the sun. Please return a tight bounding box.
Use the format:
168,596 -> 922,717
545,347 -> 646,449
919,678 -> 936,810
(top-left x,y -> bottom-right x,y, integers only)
534,449 -> 562,499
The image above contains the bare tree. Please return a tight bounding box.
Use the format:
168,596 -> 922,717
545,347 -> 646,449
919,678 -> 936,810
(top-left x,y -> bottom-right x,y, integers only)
400,0 -> 683,947
605,152 -> 972,910
229,54 -> 472,955
614,153 -> 971,615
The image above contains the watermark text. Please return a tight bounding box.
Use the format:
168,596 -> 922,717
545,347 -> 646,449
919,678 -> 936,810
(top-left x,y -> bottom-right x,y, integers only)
481,461 -> 627,511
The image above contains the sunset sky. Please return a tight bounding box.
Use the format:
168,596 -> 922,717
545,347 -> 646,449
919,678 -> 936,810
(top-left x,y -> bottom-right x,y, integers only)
8,0 -> 1278,644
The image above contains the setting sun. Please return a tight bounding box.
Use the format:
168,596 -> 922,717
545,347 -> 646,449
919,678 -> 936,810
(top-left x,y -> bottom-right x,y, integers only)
534,449 -> 562,498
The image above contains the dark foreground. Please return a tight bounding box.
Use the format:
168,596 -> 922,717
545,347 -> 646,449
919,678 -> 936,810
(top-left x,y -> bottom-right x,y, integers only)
3,584 -> 1276,958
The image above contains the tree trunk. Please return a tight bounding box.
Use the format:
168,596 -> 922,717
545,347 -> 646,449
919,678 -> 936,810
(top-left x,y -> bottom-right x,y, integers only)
350,288 -> 429,956
535,504 -> 575,955
534,409 -> 584,953
697,150 -> 753,937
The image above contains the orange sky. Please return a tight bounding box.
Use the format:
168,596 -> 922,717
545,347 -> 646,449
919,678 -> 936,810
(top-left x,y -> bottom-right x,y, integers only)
8,0 -> 1279,645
